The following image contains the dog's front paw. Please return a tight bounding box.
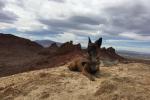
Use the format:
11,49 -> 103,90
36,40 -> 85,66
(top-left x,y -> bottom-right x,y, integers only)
95,72 -> 101,78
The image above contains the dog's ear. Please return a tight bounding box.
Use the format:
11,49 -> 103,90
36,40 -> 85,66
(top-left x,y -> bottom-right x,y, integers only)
88,37 -> 92,49
88,37 -> 92,56
88,37 -> 92,44
95,37 -> 102,48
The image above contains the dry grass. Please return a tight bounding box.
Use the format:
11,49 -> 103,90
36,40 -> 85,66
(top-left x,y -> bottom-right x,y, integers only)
0,63 -> 149,100
95,80 -> 118,96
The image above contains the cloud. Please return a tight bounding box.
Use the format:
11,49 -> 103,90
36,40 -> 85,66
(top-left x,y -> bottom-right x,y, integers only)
119,32 -> 150,41
48,0 -> 65,3
46,32 -> 89,47
0,0 -> 5,9
69,15 -> 106,25
0,0 -> 150,53
0,0 -> 18,23
101,0 -> 150,36
0,11 -> 18,23
39,15 -> 106,33
2,0 -> 150,38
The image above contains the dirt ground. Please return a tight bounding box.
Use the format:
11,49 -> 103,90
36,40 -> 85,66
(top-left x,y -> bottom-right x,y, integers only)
0,62 -> 150,100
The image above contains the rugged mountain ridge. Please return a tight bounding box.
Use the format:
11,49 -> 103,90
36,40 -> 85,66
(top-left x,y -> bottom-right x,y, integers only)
99,47 -> 124,61
0,34 -> 83,77
0,33 -> 125,77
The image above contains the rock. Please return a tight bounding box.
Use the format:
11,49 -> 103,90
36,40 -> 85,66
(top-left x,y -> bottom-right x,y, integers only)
49,43 -> 58,49
99,47 -> 124,62
57,41 -> 81,55
107,47 -> 116,54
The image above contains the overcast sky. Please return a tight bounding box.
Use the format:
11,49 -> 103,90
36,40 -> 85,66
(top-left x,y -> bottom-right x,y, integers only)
0,0 -> 150,53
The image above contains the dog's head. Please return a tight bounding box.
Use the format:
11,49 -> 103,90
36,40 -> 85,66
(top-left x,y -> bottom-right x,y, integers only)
87,37 -> 102,62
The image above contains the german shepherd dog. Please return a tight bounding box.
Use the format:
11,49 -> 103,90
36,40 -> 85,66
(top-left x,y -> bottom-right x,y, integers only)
68,37 -> 102,81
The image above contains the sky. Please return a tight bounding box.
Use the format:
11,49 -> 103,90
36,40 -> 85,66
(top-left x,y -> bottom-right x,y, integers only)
0,0 -> 150,53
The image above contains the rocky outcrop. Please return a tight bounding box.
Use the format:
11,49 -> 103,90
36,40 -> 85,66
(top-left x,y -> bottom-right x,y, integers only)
107,47 -> 116,54
50,43 -> 58,47
57,41 -> 81,55
99,47 -> 124,62
38,43 -> 59,55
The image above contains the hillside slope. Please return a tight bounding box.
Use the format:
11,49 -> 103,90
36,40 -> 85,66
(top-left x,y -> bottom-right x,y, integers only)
0,63 -> 149,100
0,33 -> 43,51
0,34 -> 83,77
0,33 -> 44,76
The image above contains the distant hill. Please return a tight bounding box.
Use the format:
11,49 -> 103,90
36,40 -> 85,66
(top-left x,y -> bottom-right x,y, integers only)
117,50 -> 150,60
35,40 -> 62,47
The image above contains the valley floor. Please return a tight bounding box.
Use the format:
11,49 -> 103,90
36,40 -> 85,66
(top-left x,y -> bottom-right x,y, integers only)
0,63 -> 150,100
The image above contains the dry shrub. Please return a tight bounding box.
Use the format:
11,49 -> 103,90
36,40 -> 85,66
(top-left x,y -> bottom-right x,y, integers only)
118,67 -> 123,71
59,73 -> 67,77
39,72 -> 51,78
0,87 -> 21,99
40,92 -> 50,99
112,76 -> 133,83
95,80 -> 117,96
0,87 -> 4,90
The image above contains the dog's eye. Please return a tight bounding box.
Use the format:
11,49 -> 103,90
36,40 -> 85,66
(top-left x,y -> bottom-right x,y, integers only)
81,62 -> 87,66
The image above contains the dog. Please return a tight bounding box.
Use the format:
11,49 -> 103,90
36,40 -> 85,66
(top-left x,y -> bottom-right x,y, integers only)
68,37 -> 102,81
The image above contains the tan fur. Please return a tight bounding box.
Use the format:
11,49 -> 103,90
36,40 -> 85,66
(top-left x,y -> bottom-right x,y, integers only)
68,57 -> 100,81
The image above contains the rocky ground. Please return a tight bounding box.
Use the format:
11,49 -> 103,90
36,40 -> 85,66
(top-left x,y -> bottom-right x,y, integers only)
0,62 -> 150,100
